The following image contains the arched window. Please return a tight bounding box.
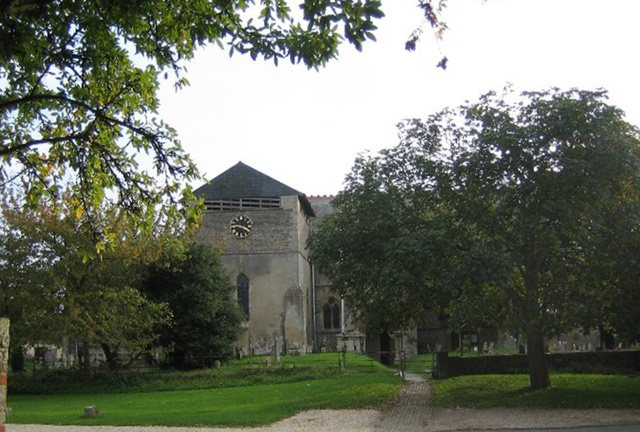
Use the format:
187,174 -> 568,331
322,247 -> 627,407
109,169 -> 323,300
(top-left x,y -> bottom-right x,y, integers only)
323,297 -> 341,330
237,273 -> 250,319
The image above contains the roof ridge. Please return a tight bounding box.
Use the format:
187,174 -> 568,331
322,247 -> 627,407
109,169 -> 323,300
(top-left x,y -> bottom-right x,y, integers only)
194,161 -> 315,217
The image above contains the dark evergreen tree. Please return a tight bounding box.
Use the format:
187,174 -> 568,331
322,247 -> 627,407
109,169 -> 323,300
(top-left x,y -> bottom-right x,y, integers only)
144,243 -> 243,369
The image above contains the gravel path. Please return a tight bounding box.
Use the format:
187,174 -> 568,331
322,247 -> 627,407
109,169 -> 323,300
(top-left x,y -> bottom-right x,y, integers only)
7,374 -> 640,431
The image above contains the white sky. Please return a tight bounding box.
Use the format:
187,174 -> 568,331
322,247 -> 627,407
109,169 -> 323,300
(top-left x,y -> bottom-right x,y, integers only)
157,0 -> 640,197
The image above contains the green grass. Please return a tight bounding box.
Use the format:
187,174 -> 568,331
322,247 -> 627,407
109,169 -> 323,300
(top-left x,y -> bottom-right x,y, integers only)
9,374 -> 401,426
8,353 -> 402,427
11,352 -> 381,395
404,354 -> 435,375
432,374 -> 640,409
13,353 -> 640,427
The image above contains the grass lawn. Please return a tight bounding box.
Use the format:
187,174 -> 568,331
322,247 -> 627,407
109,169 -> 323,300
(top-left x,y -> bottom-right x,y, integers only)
8,353 -> 402,427
432,374 -> 640,409
10,353 -> 640,427
404,354 -> 435,375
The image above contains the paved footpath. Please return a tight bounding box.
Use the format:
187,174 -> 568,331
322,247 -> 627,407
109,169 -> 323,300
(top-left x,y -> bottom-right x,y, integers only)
376,373 -> 432,431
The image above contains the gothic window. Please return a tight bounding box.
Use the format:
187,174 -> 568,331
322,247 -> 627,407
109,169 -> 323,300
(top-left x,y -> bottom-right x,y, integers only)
323,297 -> 341,330
237,273 -> 250,319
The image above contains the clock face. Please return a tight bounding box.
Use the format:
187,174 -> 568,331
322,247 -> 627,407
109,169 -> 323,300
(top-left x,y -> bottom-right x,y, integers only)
230,215 -> 253,238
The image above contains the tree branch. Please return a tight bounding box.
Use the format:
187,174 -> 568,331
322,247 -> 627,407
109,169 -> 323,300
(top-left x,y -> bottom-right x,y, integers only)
0,133 -> 89,157
0,93 -> 158,157
0,94 -> 155,138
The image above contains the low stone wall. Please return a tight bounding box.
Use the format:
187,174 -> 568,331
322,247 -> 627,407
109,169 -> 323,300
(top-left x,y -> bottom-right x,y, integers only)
435,350 -> 640,379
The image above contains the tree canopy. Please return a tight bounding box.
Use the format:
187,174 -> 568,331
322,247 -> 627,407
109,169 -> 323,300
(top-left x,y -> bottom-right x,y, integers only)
0,0 -> 456,247
142,242 -> 244,369
0,0 -> 388,244
0,193 -> 172,370
310,88 -> 640,389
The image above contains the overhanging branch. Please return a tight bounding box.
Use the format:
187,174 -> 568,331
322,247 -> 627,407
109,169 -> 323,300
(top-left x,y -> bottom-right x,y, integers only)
0,93 -> 157,140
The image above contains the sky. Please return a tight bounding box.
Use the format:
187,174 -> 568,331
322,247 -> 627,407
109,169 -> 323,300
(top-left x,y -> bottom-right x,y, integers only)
157,0 -> 640,197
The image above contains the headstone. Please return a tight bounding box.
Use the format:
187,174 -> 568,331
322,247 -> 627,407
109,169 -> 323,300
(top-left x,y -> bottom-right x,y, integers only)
83,406 -> 99,418
274,339 -> 281,364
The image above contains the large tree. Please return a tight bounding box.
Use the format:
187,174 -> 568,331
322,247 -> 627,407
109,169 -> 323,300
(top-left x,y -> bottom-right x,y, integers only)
143,242 -> 244,369
310,88 -> 640,389
0,0 -> 386,242
0,194 -> 172,370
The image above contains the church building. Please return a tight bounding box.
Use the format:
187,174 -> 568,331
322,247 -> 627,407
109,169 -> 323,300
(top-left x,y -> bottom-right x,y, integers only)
193,162 -> 369,356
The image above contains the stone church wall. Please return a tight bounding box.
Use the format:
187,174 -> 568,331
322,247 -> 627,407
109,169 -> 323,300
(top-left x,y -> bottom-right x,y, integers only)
196,195 -> 312,355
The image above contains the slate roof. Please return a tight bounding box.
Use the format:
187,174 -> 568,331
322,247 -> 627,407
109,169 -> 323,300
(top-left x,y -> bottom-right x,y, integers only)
194,161 -> 315,217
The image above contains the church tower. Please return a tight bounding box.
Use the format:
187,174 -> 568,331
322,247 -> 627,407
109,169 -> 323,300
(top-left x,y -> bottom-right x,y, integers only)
193,162 -> 315,355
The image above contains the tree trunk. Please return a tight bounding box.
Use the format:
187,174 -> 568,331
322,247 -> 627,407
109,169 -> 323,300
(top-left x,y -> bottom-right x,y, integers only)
599,325 -> 615,350
526,324 -> 550,390
81,339 -> 92,377
520,236 -> 550,390
100,342 -> 119,369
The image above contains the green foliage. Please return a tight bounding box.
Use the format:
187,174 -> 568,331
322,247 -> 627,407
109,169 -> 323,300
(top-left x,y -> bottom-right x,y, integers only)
310,87 -> 640,389
0,193 -> 172,363
432,374 -> 640,409
143,242 -> 244,368
0,0 -> 386,242
309,156 -> 452,331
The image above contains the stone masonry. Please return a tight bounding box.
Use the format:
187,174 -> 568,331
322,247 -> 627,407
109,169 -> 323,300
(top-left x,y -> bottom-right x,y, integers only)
0,318 -> 9,432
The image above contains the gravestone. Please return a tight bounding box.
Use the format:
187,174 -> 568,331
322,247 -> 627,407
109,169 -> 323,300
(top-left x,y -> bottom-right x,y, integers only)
83,406 -> 99,418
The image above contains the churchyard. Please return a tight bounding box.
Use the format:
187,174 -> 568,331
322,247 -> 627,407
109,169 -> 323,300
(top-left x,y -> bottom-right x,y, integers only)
6,351 -> 640,427
7,353 -> 401,426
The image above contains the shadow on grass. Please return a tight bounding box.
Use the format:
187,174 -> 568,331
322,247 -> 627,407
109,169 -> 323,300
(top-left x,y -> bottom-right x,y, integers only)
432,374 -> 640,409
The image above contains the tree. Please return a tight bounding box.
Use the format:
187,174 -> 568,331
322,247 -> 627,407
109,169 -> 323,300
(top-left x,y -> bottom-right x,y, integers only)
405,0 -> 450,69
0,198 -> 63,352
310,88 -> 640,389
0,0 -> 384,242
143,242 -> 243,369
0,193 -> 172,370
309,155 -> 454,332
